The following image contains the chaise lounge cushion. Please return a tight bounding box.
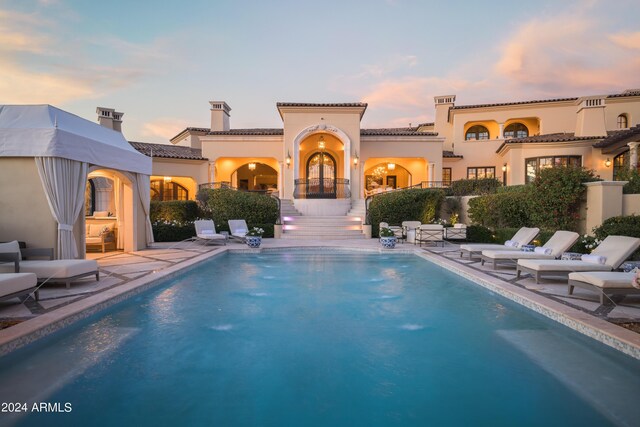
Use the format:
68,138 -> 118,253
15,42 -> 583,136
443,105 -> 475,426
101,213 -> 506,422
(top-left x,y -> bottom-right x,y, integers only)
517,259 -> 612,273
0,273 -> 37,297
568,271 -> 637,289
0,240 -> 21,258
0,259 -> 98,279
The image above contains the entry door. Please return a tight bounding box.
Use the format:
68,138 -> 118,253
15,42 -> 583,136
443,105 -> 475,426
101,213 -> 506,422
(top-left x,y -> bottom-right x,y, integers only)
306,152 -> 336,198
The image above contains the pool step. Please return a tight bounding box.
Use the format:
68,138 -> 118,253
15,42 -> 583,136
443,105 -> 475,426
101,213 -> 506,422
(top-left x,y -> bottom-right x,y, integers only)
282,215 -> 366,240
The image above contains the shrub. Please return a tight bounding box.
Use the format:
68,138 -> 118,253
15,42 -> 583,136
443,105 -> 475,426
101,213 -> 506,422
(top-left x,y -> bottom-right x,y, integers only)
593,214 -> 640,241
449,178 -> 501,196
528,166 -> 599,231
467,188 -> 532,229
466,225 -> 494,243
369,189 -> 445,237
198,188 -> 278,237
615,168 -> 640,194
150,200 -> 200,223
152,220 -> 195,242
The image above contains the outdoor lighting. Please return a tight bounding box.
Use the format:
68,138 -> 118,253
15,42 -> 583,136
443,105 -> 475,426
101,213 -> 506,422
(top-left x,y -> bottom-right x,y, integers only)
163,176 -> 172,183
502,163 -> 507,172
387,163 -> 396,171
353,151 -> 359,166
604,158 -> 612,168
318,136 -> 326,151
248,163 -> 256,171
286,151 -> 291,168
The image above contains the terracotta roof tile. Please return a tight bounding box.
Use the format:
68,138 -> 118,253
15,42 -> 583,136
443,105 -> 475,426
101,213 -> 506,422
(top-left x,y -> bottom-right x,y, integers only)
207,128 -> 284,135
452,97 -> 578,110
129,141 -> 208,160
593,125 -> 640,148
443,150 -> 463,158
276,102 -> 368,108
495,132 -> 610,153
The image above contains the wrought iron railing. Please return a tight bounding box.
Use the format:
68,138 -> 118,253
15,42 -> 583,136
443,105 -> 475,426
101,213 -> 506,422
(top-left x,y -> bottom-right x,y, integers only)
293,178 -> 351,199
198,181 -> 233,190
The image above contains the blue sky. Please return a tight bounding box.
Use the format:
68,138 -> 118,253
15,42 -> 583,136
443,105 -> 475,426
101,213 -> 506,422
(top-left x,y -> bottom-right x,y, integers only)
1,0 -> 639,142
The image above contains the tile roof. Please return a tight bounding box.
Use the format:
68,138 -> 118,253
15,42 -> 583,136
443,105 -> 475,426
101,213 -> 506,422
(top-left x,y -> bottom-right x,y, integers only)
207,128 -> 284,135
495,132 -> 609,153
276,102 -> 368,108
593,125 -> 640,148
129,141 -> 208,161
452,97 -> 579,110
443,150 -> 463,158
361,127 -> 437,136
606,89 -> 640,99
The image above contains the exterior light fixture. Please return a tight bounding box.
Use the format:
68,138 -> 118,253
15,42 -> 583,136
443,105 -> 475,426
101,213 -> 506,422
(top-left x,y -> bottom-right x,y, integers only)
163,176 -> 172,183
286,151 -> 291,168
248,163 -> 256,171
353,151 -> 359,166
318,136 -> 326,151
387,163 -> 396,171
604,158 -> 612,168
502,163 -> 507,172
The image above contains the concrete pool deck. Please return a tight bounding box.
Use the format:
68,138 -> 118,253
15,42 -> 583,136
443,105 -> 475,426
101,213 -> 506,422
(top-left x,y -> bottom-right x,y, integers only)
0,238 -> 639,358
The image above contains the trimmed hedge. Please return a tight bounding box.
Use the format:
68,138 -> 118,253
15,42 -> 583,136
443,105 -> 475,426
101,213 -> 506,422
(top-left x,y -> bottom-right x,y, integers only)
468,189 -> 532,229
198,188 -> 278,237
466,225 -> 494,243
369,189 -> 445,237
152,221 -> 195,242
448,178 -> 501,196
150,200 -> 200,223
615,168 -> 640,194
594,215 -> 640,240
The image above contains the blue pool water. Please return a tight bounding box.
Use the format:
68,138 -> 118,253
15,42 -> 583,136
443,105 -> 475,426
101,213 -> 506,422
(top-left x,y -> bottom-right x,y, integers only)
1,251 -> 639,427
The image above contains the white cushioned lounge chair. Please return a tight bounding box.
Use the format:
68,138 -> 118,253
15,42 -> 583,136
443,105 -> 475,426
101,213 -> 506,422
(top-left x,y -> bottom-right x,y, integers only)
228,220 -> 249,242
0,272 -> 39,302
516,235 -> 640,283
403,221 -> 422,244
445,224 -> 467,241
415,224 -> 444,247
0,241 -> 99,289
568,271 -> 640,305
459,227 -> 540,259
480,230 -> 579,270
194,220 -> 227,245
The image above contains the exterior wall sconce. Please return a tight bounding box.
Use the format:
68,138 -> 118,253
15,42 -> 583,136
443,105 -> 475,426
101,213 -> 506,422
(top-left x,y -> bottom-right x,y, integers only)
286,151 -> 291,168
248,163 -> 256,171
604,158 -> 612,168
163,176 -> 172,183
353,152 -> 359,167
502,163 -> 507,172
387,163 -> 396,170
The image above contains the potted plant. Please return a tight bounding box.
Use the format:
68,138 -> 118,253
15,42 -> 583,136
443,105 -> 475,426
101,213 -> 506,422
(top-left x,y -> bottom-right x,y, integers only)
245,227 -> 264,248
379,227 -> 397,249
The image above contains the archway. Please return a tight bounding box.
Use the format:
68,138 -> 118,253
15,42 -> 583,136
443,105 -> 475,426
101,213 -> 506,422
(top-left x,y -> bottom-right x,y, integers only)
306,151 -> 337,198
231,162 -> 278,192
364,162 -> 412,193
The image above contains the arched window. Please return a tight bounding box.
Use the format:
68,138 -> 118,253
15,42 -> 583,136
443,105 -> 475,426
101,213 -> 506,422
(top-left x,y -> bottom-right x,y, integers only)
465,125 -> 490,141
617,114 -> 629,129
504,123 -> 529,139
150,180 -> 188,201
613,152 -> 629,180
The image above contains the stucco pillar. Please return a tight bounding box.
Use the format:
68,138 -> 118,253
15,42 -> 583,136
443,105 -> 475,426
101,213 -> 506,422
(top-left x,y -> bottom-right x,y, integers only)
429,162 -> 435,185
583,181 -> 626,235
498,122 -> 505,139
628,141 -> 639,170
207,160 -> 216,184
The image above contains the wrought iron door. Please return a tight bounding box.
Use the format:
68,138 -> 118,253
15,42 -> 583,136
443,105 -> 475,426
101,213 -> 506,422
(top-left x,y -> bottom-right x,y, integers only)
306,151 -> 336,198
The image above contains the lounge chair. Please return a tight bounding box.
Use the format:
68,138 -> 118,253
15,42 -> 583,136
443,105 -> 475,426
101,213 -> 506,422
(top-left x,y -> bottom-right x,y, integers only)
480,230 -> 579,270
228,220 -> 249,242
403,221 -> 422,244
194,220 -> 227,245
0,241 -> 99,289
0,273 -> 39,302
568,271 -> 640,304
445,224 -> 467,241
459,227 -> 540,259
516,235 -> 640,283
415,224 -> 444,247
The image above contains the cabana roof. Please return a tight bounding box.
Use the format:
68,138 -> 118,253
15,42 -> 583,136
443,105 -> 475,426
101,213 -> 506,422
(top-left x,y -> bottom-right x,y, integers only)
0,105 -> 151,175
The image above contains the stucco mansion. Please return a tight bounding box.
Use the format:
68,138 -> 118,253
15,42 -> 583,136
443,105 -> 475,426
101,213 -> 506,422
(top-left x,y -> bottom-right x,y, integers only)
117,90 -> 640,215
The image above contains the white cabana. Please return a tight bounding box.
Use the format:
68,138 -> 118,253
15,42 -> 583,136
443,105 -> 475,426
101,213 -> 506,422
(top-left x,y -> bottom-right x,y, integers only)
0,105 -> 153,258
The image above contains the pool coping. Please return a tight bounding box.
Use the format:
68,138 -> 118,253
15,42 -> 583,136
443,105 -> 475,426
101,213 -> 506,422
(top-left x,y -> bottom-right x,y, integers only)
0,244 -> 638,360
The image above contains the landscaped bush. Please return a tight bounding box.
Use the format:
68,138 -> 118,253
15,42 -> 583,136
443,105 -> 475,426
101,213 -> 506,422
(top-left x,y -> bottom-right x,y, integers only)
448,178 -> 501,196
150,200 -> 200,223
593,214 -> 640,240
198,188 -> 279,237
528,166 -> 599,231
615,168 -> 640,194
465,225 -> 494,243
468,188 -> 532,229
369,189 -> 445,237
152,220 -> 196,242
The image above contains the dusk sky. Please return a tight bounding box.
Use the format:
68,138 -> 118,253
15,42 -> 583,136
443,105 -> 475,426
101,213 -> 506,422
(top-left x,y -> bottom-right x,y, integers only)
2,0 -> 639,143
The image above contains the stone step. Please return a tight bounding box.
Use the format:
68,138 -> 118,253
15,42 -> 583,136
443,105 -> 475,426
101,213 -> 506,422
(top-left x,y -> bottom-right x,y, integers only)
281,233 -> 366,240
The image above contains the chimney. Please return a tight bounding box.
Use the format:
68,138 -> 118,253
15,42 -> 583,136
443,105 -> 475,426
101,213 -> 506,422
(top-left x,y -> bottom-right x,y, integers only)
97,107 -> 124,132
433,95 -> 456,151
210,101 -> 231,131
575,96 -> 606,137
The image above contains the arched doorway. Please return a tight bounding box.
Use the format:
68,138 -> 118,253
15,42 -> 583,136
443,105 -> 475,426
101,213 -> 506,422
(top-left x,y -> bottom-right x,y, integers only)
364,162 -> 412,194
306,151 -> 337,198
231,163 -> 278,192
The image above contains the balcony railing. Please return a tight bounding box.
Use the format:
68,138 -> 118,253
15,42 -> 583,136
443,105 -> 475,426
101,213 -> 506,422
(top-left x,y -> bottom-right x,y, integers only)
293,178 -> 351,199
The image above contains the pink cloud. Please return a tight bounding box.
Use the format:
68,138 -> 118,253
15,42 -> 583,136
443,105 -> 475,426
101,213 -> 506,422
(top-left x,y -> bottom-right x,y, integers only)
609,31 -> 640,50
141,118 -> 192,141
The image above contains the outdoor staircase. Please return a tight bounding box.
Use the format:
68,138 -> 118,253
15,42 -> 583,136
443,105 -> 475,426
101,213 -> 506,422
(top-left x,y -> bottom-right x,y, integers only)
280,199 -> 302,220
346,199 -> 366,220
281,199 -> 366,240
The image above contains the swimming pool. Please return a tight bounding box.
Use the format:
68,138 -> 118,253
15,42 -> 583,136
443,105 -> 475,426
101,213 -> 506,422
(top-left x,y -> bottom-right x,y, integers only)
1,251 -> 639,426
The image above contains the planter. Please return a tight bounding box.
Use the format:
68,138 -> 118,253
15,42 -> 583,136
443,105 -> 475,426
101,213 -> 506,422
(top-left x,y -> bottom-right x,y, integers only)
245,236 -> 262,248
380,236 -> 397,249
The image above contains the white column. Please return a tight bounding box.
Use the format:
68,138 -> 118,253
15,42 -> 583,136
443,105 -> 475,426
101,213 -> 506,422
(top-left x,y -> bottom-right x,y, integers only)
628,141 -> 639,170
207,160 -> 216,183
498,123 -> 505,139
429,162 -> 436,186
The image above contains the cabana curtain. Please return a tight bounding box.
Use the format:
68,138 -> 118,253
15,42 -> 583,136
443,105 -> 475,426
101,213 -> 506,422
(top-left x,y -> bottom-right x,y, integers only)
35,157 -> 88,259
136,173 -> 155,245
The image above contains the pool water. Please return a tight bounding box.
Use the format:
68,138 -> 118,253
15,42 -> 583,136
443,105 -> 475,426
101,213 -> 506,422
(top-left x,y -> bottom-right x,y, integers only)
1,252 -> 639,427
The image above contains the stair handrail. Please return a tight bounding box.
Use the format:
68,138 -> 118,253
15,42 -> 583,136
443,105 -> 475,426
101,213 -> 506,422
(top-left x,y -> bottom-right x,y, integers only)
270,193 -> 282,225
